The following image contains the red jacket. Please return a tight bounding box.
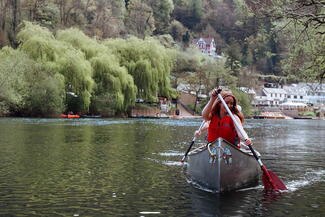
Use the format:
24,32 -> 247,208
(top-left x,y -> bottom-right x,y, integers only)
207,114 -> 238,144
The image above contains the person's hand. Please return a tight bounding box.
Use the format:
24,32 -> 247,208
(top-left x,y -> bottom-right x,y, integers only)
210,88 -> 222,99
245,138 -> 252,146
194,130 -> 201,137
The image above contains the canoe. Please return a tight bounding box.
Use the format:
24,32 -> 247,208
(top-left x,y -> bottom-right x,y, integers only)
60,114 -> 80,118
186,137 -> 260,192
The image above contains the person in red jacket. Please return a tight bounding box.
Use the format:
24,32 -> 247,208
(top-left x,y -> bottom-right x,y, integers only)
200,88 -> 252,147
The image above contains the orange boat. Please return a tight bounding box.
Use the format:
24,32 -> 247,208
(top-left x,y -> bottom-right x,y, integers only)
60,114 -> 80,118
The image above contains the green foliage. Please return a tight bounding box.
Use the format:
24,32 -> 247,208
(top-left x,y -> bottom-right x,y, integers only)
22,71 -> 65,116
90,53 -> 137,113
147,0 -> 174,34
56,48 -> 94,111
56,27 -> 138,113
1,0 -> 323,86
231,88 -> 252,117
187,103 -> 201,114
104,37 -> 176,101
298,111 -> 316,117
225,38 -> 243,76
169,20 -> 187,42
0,46 -> 65,116
2,0 -> 323,117
0,47 -> 28,113
17,21 -> 55,43
35,2 -> 60,27
2,22 -> 180,116
173,48 -> 236,94
124,0 -> 155,38
17,22 -> 95,112
279,23 -> 325,83
56,28 -> 103,59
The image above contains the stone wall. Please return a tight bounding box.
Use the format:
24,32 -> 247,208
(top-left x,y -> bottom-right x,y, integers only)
130,108 -> 161,117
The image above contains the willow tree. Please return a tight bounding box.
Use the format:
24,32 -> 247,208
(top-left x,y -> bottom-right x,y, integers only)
104,37 -> 176,102
0,46 -> 65,116
56,28 -> 104,60
90,53 -> 137,115
0,47 -> 28,115
16,21 -> 95,112
56,27 -> 138,114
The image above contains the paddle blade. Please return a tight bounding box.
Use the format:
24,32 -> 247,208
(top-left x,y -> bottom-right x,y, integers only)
262,170 -> 287,191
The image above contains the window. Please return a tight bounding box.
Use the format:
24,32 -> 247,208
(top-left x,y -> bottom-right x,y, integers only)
300,96 -> 303,99
294,95 -> 297,99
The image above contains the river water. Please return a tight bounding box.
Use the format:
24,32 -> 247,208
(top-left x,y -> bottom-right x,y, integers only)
0,118 -> 324,217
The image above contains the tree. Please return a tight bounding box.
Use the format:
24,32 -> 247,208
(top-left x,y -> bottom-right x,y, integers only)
169,20 -> 187,42
173,47 -> 236,112
0,46 -> 65,116
17,22 -> 95,112
0,0 -> 21,47
104,37 -> 176,101
245,0 -> 325,82
172,0 -> 203,30
225,38 -> 242,76
90,53 -> 137,115
124,0 -> 155,38
145,0 -> 174,34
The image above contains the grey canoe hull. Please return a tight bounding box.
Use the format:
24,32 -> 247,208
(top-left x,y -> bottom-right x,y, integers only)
187,138 -> 260,192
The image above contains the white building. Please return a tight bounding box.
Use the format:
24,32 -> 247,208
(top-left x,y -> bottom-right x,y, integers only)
253,83 -> 325,108
283,84 -> 309,104
253,88 -> 287,106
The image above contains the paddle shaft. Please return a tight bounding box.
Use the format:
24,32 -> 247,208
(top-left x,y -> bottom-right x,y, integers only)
181,120 -> 205,162
217,92 -> 279,190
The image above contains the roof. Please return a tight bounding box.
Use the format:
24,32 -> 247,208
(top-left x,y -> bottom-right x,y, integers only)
263,88 -> 287,94
239,87 -> 256,95
192,37 -> 214,45
283,85 -> 307,95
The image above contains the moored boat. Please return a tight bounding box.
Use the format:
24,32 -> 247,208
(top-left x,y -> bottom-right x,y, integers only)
186,138 -> 260,192
60,114 -> 80,118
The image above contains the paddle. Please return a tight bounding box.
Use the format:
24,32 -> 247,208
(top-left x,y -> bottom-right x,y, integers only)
181,120 -> 206,162
217,89 -> 287,191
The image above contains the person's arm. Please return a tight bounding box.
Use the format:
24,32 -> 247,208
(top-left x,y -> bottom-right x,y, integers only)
233,115 -> 252,146
202,89 -> 218,121
194,121 -> 209,136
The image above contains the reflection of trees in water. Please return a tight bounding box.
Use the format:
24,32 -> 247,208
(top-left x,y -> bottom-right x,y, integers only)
1,120 -> 184,215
